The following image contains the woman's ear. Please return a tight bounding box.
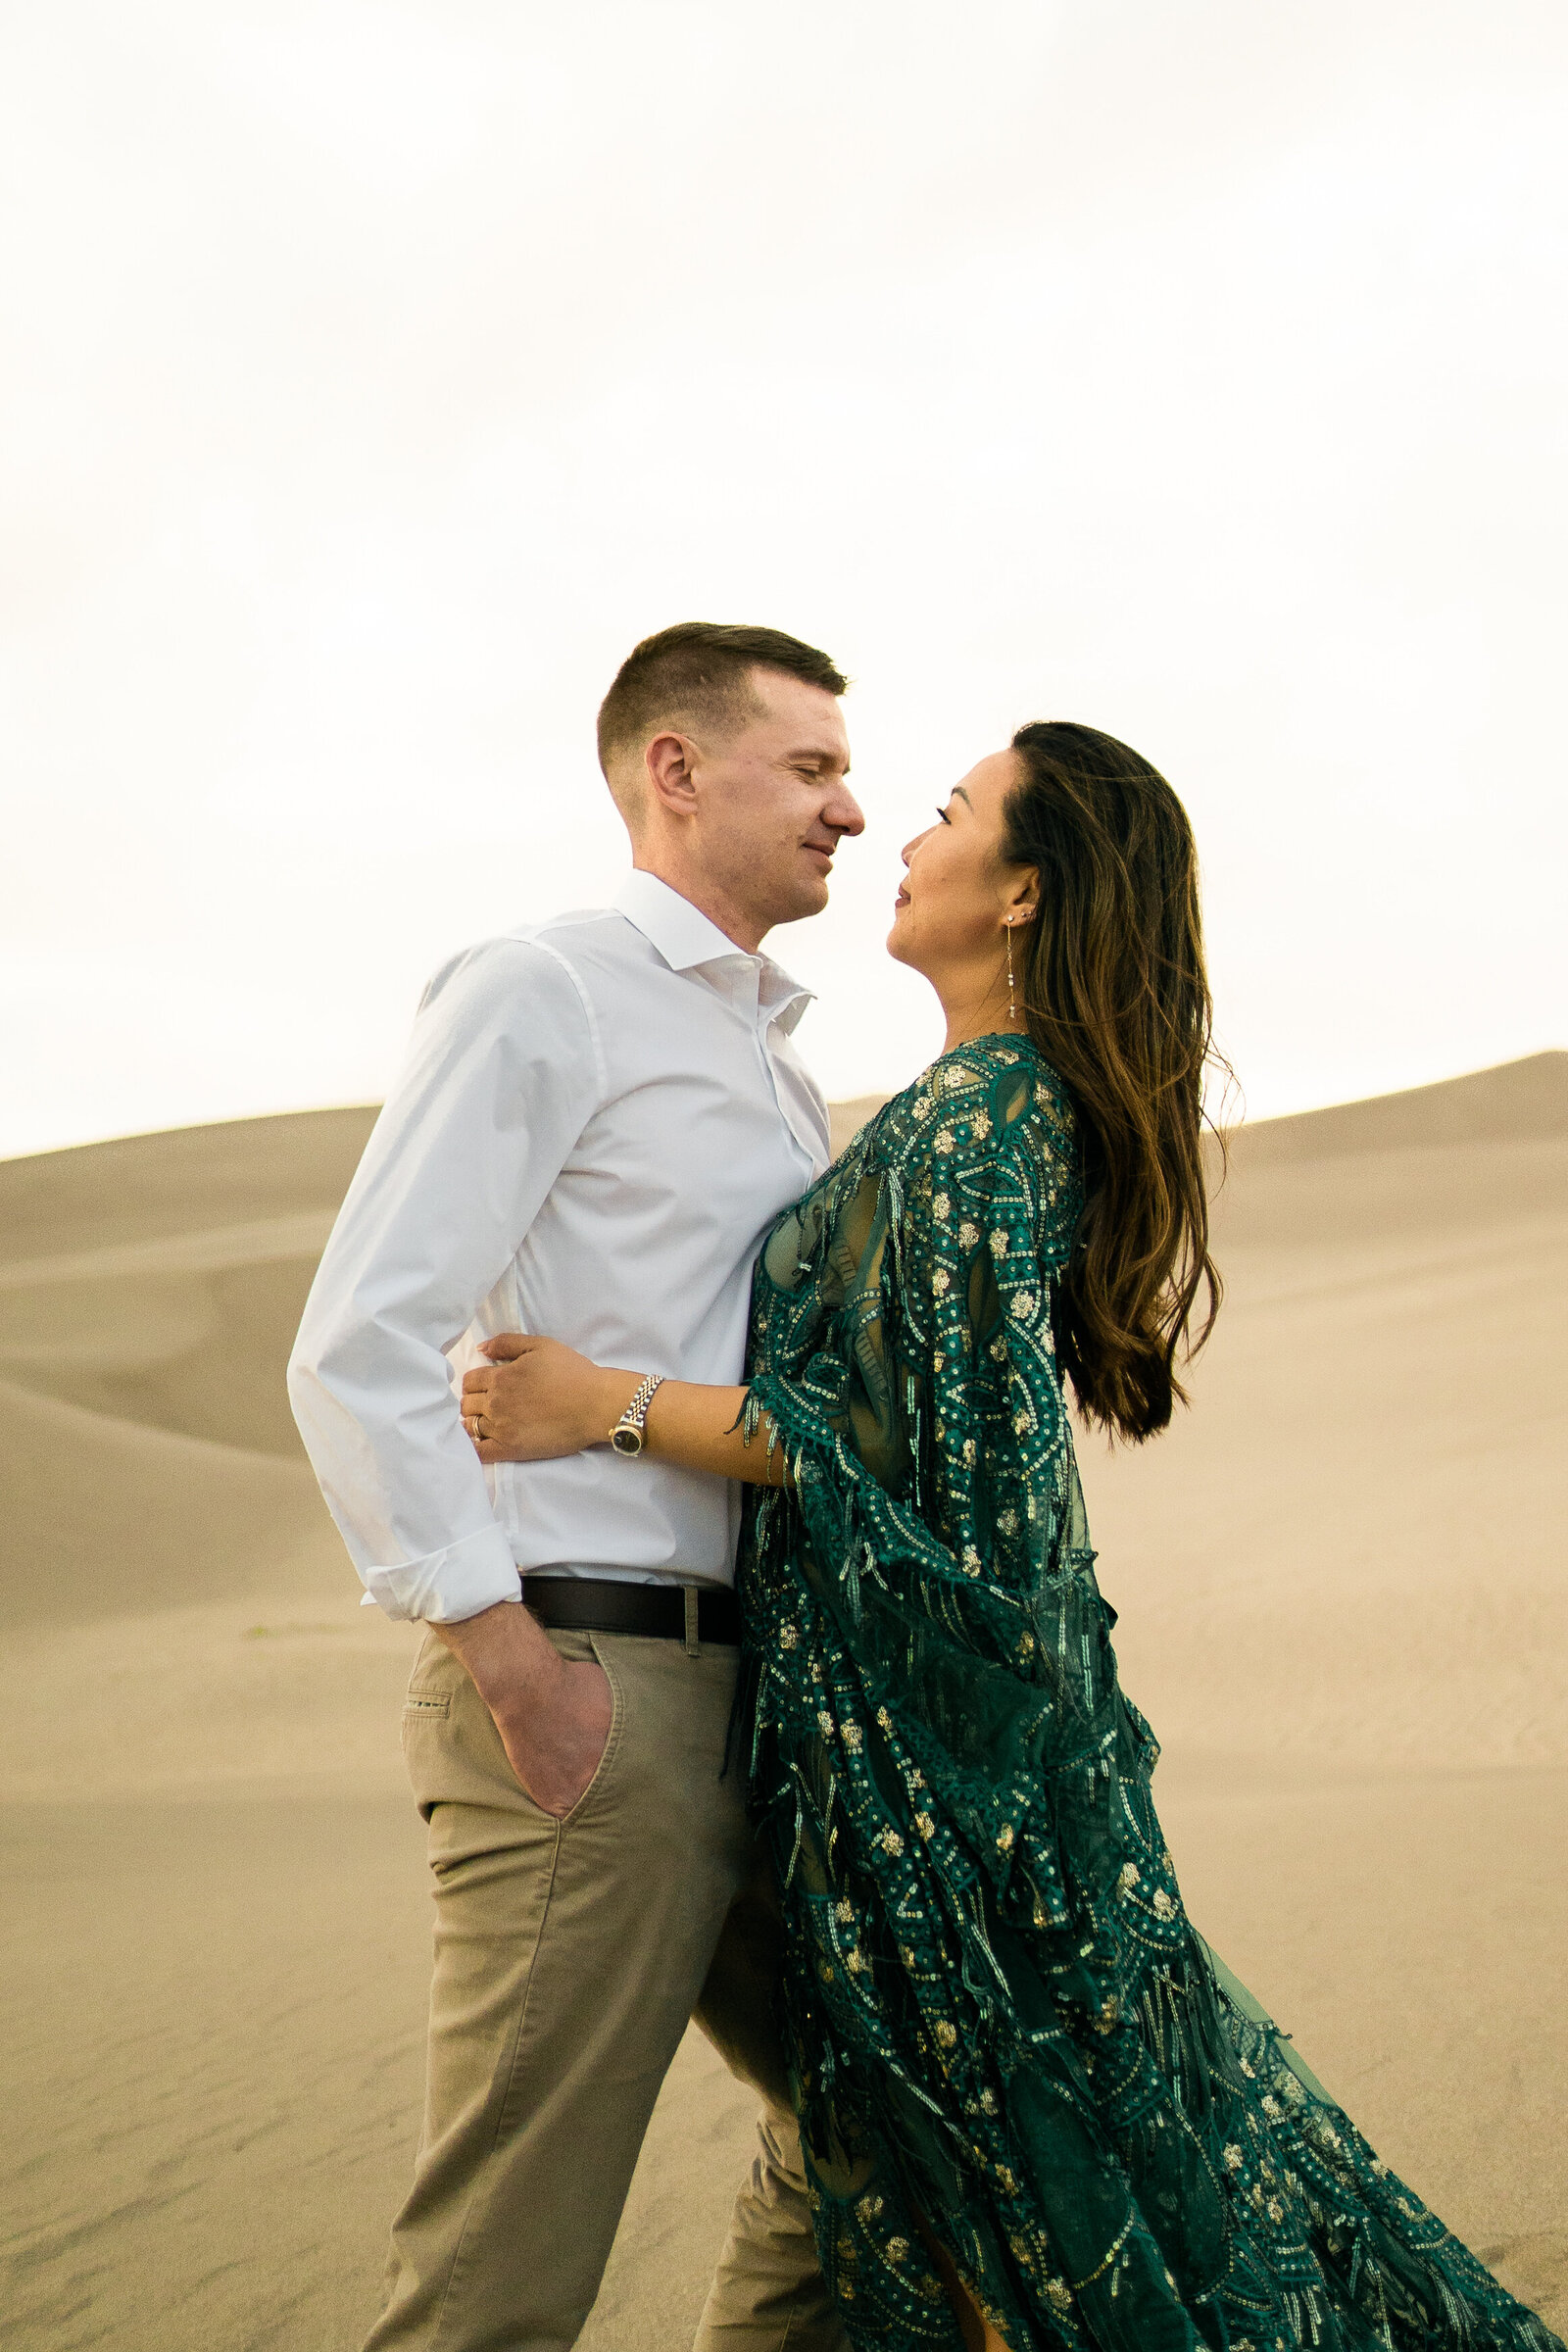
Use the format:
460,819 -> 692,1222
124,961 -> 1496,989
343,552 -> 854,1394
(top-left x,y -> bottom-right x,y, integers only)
1004,867 -> 1040,926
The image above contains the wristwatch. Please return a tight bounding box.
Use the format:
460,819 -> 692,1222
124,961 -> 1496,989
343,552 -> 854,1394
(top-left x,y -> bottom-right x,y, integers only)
610,1373 -> 665,1456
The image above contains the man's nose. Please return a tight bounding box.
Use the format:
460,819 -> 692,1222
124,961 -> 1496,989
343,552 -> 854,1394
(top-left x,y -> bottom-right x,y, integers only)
827,785 -> 866,838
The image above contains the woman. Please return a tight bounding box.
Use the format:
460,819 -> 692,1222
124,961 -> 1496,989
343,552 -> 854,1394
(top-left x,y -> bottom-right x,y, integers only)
463,724 -> 1560,2352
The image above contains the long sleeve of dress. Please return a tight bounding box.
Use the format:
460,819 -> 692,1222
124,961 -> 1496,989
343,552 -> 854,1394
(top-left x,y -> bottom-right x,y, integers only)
748,1042 -> 1082,1583
745,1046 -> 1120,1861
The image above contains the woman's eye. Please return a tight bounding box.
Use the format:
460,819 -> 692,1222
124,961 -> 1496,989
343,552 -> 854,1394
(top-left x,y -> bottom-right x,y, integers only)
935,805 -> 952,825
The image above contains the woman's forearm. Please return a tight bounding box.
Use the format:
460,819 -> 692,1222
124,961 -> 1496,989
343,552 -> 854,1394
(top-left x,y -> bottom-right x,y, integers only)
594,1369 -> 788,1486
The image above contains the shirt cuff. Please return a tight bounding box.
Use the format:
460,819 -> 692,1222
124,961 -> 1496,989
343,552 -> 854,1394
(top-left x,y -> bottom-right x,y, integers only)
358,1523 -> 523,1624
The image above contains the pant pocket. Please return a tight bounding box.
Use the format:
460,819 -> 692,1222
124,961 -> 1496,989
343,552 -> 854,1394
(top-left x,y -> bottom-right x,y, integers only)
556,1632 -> 625,1827
401,1636 -> 457,1812
402,1690 -> 451,1719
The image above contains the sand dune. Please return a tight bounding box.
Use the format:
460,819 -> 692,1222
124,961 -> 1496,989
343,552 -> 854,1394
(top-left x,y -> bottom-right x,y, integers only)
1,1057 -> 1564,2347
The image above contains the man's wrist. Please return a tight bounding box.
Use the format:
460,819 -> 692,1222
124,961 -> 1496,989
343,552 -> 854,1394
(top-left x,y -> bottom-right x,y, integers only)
435,1594 -> 559,1714
596,1367 -> 647,1443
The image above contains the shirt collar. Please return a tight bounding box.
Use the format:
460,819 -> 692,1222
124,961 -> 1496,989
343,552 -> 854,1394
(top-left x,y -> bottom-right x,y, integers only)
612,870 -> 814,1036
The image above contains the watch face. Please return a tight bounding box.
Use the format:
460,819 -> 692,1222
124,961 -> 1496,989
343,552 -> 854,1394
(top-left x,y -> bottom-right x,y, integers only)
611,1426 -> 644,1456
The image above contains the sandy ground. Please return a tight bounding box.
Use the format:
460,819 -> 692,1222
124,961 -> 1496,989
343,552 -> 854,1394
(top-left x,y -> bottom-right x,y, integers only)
1,1056 -> 1564,2348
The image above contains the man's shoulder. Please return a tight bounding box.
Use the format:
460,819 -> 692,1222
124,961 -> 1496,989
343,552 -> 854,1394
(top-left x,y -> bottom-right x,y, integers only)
414,906 -> 657,1036
427,906 -> 628,977
512,903 -> 629,944
417,913 -> 604,1014
482,904 -> 651,971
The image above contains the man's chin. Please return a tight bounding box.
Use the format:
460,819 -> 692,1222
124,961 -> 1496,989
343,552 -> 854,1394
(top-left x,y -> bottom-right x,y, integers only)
768,877 -> 831,927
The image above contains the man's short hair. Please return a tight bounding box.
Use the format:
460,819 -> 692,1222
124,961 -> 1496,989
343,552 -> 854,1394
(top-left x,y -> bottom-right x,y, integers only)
596,622 -> 848,782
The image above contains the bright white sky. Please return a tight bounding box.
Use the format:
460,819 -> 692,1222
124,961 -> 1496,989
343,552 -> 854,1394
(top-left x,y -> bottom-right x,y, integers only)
4,0 -> 1565,1156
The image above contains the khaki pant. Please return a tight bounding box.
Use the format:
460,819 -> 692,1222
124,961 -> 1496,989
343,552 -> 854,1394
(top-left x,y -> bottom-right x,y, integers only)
365,1623 -> 849,2352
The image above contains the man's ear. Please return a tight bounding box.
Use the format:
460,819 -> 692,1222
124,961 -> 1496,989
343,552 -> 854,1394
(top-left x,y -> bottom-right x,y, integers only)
644,730 -> 700,817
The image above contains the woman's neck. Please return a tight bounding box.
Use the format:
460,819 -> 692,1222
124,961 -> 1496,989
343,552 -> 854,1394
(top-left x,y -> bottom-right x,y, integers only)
936,965 -> 1023,1054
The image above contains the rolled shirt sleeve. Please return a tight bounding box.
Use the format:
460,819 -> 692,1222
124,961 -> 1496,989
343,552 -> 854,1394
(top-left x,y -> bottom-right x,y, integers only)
288,938 -> 603,1622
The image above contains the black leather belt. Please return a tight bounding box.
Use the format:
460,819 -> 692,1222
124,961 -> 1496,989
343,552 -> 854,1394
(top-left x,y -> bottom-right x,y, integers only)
523,1575 -> 742,1646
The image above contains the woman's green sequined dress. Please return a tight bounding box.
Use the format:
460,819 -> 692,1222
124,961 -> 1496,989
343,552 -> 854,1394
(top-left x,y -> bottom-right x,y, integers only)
738,1035 -> 1559,2352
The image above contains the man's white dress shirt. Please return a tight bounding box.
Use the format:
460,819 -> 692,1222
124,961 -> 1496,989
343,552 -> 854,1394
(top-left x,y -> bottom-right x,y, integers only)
288,874 -> 829,1623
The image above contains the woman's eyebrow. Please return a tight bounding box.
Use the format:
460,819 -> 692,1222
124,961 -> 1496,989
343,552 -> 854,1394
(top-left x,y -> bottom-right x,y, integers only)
950,786 -> 972,809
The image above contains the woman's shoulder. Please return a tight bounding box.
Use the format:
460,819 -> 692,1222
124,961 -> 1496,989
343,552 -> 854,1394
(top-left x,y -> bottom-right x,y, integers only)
864,1036 -> 1079,1180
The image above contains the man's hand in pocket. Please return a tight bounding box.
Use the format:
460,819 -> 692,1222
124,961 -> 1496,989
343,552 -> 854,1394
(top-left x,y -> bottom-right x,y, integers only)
435,1600 -> 612,1818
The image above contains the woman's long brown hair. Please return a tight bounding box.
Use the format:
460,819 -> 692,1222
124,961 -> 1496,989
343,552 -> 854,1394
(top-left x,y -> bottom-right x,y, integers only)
1004,721 -> 1229,1443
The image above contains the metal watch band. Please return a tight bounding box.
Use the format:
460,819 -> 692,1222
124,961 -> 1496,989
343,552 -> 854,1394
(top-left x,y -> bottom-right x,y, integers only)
610,1372 -> 664,1454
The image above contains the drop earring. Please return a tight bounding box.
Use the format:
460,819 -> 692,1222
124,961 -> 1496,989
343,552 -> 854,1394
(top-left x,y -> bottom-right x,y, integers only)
1005,918 -> 1017,1025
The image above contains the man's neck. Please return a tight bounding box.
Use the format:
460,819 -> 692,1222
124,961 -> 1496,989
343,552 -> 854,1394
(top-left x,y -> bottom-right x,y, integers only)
630,857 -> 767,956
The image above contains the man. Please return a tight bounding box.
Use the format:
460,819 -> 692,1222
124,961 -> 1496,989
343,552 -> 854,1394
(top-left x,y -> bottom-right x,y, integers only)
289,622 -> 862,2352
